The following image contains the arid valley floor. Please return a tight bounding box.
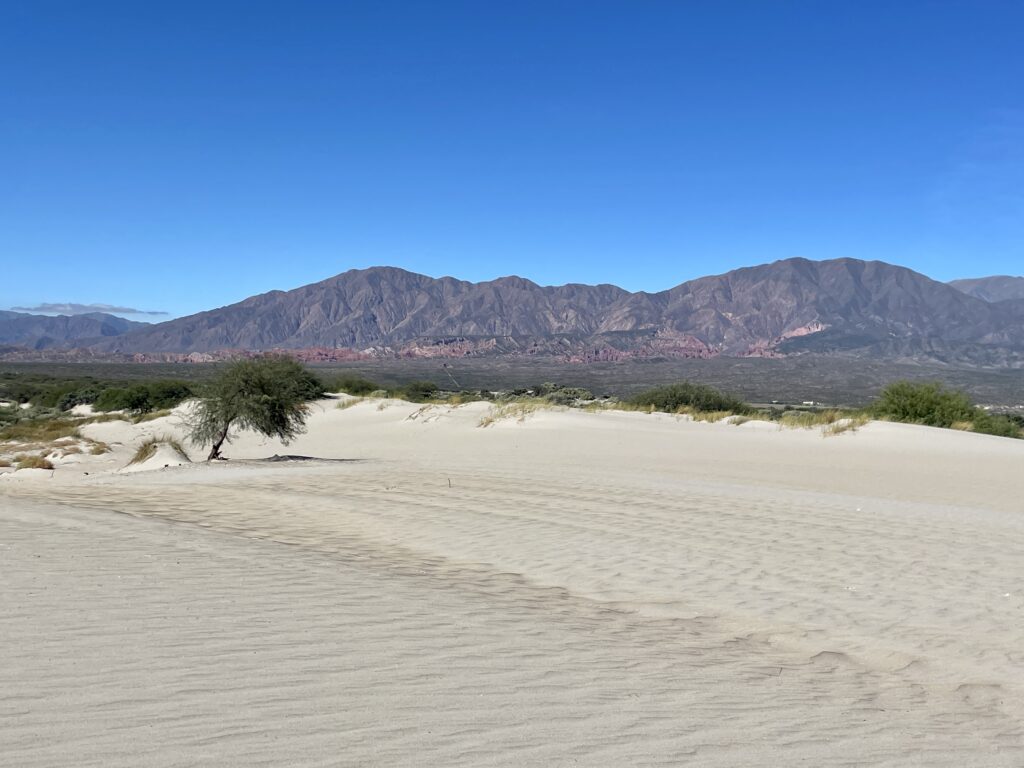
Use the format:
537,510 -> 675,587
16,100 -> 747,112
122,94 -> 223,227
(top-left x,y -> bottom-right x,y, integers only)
2,398 -> 1023,766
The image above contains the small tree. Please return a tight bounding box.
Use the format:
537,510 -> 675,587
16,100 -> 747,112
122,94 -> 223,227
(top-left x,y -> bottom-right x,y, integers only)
188,356 -> 325,460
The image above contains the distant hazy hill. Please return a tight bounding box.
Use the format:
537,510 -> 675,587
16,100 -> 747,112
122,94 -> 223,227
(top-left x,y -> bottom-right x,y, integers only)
948,276 -> 1024,303
0,311 -> 148,350
83,258 -> 1024,365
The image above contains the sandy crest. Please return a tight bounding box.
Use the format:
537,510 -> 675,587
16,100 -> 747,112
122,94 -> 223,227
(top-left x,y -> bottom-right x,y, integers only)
2,397 -> 1024,765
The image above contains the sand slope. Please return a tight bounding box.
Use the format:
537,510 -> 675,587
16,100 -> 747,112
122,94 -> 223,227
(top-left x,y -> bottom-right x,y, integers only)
2,398 -> 1023,765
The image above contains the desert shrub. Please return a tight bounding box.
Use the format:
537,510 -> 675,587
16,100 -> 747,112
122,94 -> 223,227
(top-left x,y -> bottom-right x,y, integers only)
56,386 -> 103,411
145,381 -> 195,410
870,381 -> 974,427
327,375 -> 381,396
630,382 -> 749,414
535,383 -> 594,405
871,381 -> 1020,439
0,402 -> 19,427
93,387 -> 140,412
399,381 -> 440,402
0,458 -> 11,467
971,412 -> 1022,438
93,380 -> 194,414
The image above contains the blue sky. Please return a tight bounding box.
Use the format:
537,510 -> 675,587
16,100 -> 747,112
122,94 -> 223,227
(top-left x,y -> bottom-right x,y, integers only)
2,1 -> 1022,319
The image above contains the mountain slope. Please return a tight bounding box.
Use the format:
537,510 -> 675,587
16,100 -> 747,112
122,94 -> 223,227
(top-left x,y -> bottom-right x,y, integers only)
949,276 -> 1024,303
86,258 -> 1024,364
0,311 -> 149,350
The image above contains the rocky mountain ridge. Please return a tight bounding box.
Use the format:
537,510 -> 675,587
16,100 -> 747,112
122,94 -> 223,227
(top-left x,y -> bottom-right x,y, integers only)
60,257 -> 1023,366
949,275 -> 1024,303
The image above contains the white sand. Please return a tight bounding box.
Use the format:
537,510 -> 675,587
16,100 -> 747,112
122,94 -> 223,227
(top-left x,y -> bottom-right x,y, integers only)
2,397 -> 1023,765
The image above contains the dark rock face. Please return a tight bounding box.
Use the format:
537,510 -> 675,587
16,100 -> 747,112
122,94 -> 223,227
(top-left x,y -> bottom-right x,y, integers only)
0,311 -> 148,350
82,258 -> 1023,364
949,276 -> 1024,303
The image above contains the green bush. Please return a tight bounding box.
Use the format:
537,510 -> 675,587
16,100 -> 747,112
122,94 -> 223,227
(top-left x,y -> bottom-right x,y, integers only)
870,381 -> 975,427
629,382 -> 749,414
535,382 -> 595,405
871,381 -> 1020,439
971,412 -> 1022,438
146,381 -> 195,410
56,386 -> 103,411
399,381 -> 440,402
326,375 -> 381,396
93,380 -> 195,413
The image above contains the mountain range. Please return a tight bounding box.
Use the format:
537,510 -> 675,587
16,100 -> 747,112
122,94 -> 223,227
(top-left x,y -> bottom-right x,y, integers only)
3,258 -> 1023,366
0,311 -> 148,350
947,276 -> 1024,303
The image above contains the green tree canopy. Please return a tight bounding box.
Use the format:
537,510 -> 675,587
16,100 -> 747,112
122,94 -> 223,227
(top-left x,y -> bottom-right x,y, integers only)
187,356 -> 325,460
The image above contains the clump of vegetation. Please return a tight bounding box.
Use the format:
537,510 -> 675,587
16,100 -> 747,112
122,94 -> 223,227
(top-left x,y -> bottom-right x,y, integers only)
326,374 -> 381,396
823,414 -> 869,436
870,381 -> 974,427
15,453 -> 54,471
397,380 -> 441,402
530,382 -> 594,405
628,382 -> 750,415
93,381 -> 195,414
0,372 -> 197,415
80,413 -> 129,425
779,409 -> 848,429
688,410 -> 733,423
871,381 -> 1021,438
0,419 -> 81,443
970,411 -> 1023,438
129,436 -> 188,465
133,409 -> 174,423
187,355 -> 324,460
336,397 -> 364,411
478,399 -> 549,427
0,458 -> 11,467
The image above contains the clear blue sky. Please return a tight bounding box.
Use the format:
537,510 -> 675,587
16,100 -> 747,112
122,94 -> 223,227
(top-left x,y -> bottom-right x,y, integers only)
2,1 -> 1022,319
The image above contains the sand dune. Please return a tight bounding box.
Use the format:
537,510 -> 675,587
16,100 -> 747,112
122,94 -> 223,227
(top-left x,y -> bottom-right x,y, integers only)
2,397 -> 1024,765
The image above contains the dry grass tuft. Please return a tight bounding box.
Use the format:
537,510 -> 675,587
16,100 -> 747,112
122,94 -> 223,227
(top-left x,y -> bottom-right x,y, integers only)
15,453 -> 54,470
478,399 -> 550,427
0,419 -> 81,443
780,409 -> 869,436
129,436 -> 188,465
823,415 -> 870,436
133,409 -> 173,424
336,397 -> 364,411
688,410 -> 732,423
78,413 -> 129,425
